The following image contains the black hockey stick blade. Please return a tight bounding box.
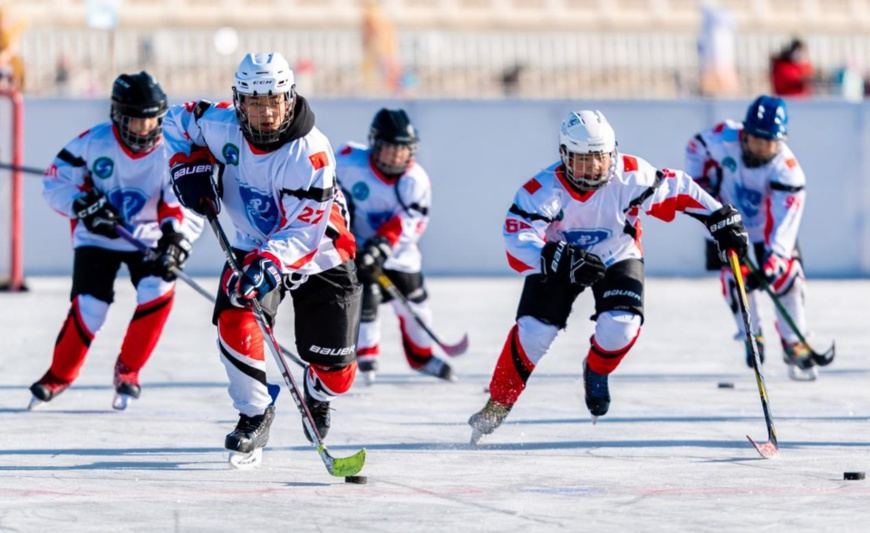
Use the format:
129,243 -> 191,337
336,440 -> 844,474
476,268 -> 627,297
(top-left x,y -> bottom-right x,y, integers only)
746,435 -> 779,459
811,341 -> 836,367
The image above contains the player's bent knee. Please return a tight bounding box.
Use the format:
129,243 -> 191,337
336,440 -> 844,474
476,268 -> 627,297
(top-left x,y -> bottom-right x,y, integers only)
309,361 -> 357,396
516,316 -> 559,364
594,311 -> 642,352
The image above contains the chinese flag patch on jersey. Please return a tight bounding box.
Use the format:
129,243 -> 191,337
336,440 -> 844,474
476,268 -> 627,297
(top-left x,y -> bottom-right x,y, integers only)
309,151 -> 329,170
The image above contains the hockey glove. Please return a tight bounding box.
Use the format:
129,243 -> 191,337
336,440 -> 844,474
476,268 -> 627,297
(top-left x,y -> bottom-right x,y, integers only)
356,237 -> 393,280
170,158 -> 220,217
148,222 -> 192,282
236,256 -> 283,303
72,189 -> 123,239
540,241 -> 606,288
706,205 -> 749,262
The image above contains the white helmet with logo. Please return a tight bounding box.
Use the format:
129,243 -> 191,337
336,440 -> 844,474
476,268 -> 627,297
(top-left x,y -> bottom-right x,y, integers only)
232,52 -> 296,146
558,110 -> 618,191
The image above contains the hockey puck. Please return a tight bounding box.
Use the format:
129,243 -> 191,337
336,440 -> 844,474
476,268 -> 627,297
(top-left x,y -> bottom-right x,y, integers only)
717,382 -> 735,389
844,472 -> 865,480
345,475 -> 368,484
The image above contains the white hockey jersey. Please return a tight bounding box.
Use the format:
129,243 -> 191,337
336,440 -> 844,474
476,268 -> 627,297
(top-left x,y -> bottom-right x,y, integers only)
685,120 -> 806,257
335,143 -> 430,273
505,155 -> 722,274
162,100 -> 355,275
42,122 -> 198,250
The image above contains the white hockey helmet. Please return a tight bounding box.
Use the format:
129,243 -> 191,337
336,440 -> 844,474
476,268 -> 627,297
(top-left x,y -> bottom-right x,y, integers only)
558,110 -> 618,191
232,52 -> 296,146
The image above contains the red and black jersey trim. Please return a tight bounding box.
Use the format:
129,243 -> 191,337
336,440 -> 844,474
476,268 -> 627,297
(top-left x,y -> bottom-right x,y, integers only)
509,203 -> 552,223
56,149 -> 87,168
281,185 -> 334,202
770,182 -> 804,193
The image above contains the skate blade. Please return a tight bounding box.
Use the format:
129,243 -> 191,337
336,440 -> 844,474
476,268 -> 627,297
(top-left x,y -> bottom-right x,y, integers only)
363,371 -> 376,386
112,393 -> 135,410
788,366 -> 818,382
470,428 -> 485,446
228,448 -> 263,470
27,395 -> 47,411
590,414 -> 599,425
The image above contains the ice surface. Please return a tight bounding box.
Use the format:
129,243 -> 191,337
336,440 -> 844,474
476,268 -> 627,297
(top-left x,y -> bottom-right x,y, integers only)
1,277 -> 868,532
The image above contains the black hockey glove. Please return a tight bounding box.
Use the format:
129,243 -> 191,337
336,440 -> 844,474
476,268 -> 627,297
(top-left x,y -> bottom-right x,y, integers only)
170,158 -> 220,217
148,222 -> 192,282
235,256 -> 283,303
706,205 -> 749,262
540,241 -> 606,288
72,189 -> 123,239
356,237 -> 393,281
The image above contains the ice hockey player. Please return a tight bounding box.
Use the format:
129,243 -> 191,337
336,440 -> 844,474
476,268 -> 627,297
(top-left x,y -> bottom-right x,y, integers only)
31,71 -> 200,411
685,95 -> 816,380
335,108 -> 455,385
163,52 -> 361,467
469,109 -> 749,444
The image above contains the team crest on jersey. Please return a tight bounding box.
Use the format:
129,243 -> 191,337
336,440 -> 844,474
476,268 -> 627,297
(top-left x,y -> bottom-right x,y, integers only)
559,229 -> 611,249
239,184 -> 279,235
722,156 -> 737,172
352,181 -> 370,201
92,157 -> 114,179
106,188 -> 148,220
366,211 -> 393,231
734,183 -> 762,217
222,143 -> 240,166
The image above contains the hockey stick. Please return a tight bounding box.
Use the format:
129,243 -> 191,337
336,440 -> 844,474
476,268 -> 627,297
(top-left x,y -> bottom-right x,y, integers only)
375,271 -> 469,357
743,257 -> 835,366
0,161 -> 47,176
205,210 -> 366,477
728,250 -> 779,459
113,223 -> 309,369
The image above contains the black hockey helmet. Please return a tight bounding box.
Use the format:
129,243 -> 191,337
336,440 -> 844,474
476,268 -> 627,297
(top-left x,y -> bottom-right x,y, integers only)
368,108 -> 418,175
111,71 -> 168,153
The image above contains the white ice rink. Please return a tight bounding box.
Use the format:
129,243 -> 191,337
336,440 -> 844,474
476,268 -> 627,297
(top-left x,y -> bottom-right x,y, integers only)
1,276 -> 868,532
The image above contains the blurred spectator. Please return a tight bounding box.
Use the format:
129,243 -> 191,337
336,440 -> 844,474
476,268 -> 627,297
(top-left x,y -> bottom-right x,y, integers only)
770,38 -> 814,97
697,2 -> 738,97
361,0 -> 401,95
0,8 -> 26,91
501,64 -> 523,97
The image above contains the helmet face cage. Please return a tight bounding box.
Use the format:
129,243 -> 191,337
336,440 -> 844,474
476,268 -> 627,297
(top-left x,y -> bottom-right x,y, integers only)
368,108 -> 419,175
110,72 -> 168,153
232,52 -> 296,147
233,88 -> 296,146
560,146 -> 618,191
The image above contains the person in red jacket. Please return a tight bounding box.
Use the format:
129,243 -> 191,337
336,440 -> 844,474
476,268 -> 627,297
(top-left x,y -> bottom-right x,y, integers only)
771,38 -> 814,97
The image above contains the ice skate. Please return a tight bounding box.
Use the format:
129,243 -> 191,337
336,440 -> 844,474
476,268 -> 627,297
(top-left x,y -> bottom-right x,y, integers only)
226,405 -> 275,469
28,371 -> 70,410
416,356 -> 456,382
744,333 -> 765,368
112,360 -> 141,411
358,358 -> 378,386
782,340 -> 818,382
302,389 -> 331,443
583,358 -> 611,423
468,399 -> 512,445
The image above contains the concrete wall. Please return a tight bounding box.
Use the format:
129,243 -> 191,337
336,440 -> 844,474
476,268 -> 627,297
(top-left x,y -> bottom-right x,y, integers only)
12,97 -> 870,277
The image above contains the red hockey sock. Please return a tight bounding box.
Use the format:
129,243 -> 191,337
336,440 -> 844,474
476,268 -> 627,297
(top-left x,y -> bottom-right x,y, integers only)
489,324 -> 535,407
117,290 -> 174,371
309,361 -> 358,396
586,332 -> 640,375
217,307 -> 264,362
49,298 -> 95,383
399,316 -> 433,369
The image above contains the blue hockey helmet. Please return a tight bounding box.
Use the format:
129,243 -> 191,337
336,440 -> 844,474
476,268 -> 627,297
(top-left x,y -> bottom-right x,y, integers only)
743,95 -> 788,140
